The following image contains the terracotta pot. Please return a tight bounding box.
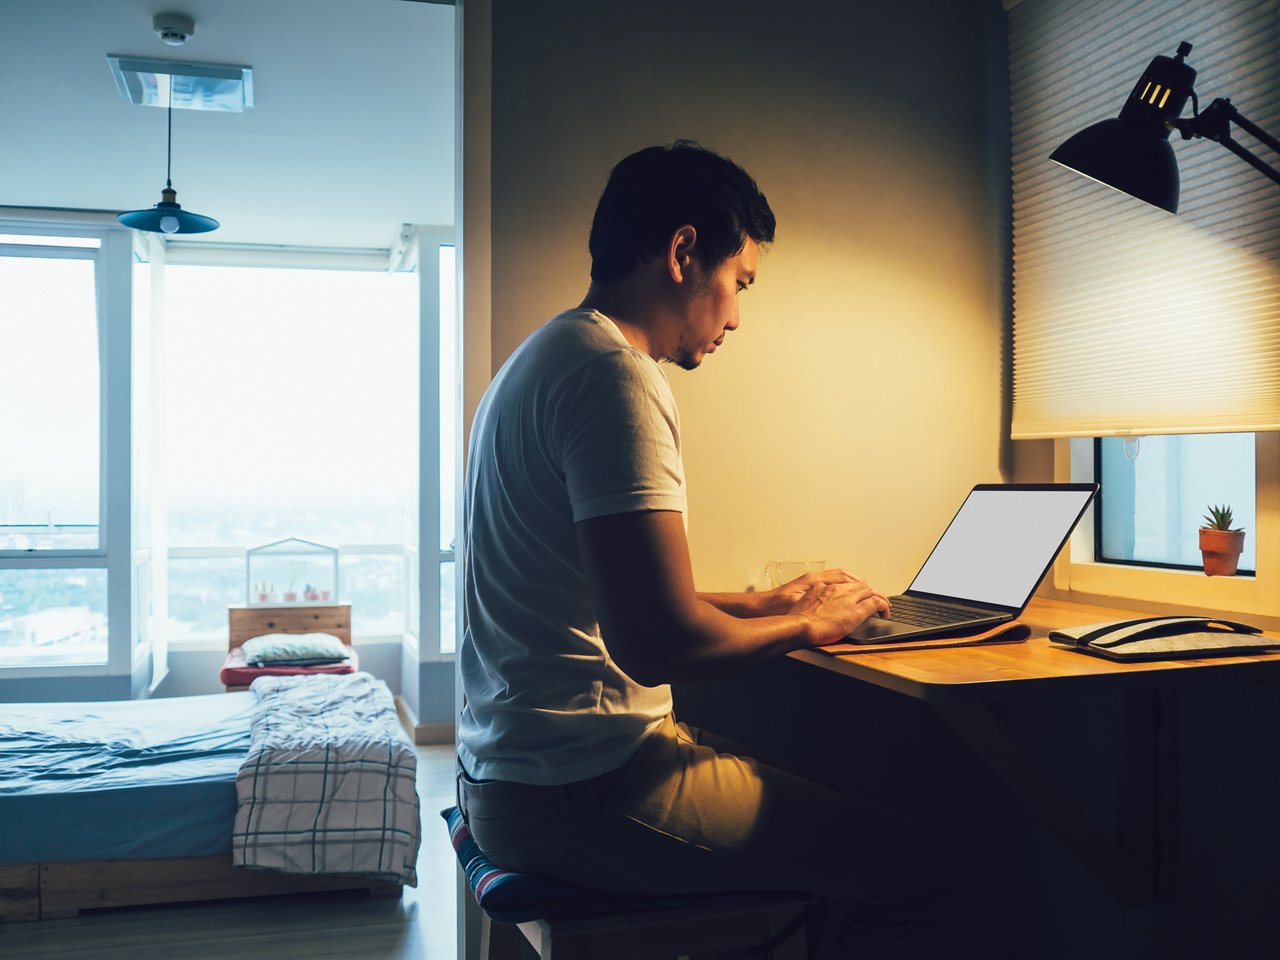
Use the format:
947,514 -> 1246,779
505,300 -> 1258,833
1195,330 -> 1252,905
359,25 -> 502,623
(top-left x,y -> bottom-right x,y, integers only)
1199,527 -> 1246,576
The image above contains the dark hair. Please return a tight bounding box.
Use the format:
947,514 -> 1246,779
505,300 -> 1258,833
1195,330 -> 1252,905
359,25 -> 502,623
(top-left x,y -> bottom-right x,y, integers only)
587,140 -> 776,284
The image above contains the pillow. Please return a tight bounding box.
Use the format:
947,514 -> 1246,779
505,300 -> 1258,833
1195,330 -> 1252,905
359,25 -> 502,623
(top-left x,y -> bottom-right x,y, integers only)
240,632 -> 347,664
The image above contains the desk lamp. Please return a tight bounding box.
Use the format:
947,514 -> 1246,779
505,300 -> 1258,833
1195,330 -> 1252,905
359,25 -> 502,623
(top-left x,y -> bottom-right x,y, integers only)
1050,41 -> 1280,213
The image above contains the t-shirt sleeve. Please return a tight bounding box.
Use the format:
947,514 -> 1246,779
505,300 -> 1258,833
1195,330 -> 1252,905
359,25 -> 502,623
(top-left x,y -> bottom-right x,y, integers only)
557,349 -> 684,522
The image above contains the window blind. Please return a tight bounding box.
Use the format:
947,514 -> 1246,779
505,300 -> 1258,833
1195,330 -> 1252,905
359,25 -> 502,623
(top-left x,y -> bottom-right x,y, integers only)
1009,0 -> 1280,438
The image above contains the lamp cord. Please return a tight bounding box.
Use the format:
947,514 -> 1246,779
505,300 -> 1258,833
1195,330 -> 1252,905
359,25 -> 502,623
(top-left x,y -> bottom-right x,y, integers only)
166,82 -> 173,189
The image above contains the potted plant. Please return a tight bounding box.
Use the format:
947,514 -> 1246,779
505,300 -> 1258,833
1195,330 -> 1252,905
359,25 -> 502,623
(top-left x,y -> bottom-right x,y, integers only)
1199,504 -> 1246,577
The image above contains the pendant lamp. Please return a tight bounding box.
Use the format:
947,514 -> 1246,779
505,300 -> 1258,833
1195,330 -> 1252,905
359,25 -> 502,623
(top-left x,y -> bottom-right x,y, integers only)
117,82 -> 218,234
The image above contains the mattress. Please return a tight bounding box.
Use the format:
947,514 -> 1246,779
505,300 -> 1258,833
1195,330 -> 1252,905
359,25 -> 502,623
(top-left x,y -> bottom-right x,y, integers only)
0,692 -> 255,864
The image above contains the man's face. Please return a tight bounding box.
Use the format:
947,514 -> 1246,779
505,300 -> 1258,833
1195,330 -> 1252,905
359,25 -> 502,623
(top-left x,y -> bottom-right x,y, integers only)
670,237 -> 760,371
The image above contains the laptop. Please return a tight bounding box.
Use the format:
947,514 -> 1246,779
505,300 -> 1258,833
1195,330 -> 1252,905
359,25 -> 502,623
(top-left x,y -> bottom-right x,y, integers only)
844,483 -> 1098,643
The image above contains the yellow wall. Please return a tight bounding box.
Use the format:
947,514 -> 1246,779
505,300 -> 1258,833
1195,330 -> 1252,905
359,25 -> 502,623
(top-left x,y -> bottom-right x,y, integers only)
469,0 -> 1012,593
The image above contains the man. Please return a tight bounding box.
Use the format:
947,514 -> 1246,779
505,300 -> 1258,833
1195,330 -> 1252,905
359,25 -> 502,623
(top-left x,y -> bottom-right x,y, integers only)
457,142 -> 947,956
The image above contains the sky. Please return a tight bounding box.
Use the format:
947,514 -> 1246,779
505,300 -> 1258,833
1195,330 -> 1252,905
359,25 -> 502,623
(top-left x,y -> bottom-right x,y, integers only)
2,248 -> 456,549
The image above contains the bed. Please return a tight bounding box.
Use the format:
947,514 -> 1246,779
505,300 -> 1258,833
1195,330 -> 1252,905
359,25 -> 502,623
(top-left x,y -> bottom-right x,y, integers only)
0,607 -> 408,922
221,603 -> 359,691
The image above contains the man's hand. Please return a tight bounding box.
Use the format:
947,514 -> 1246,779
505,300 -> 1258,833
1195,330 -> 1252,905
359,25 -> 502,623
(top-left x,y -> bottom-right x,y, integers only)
754,568 -> 871,616
785,577 -> 892,647
575,510 -> 893,682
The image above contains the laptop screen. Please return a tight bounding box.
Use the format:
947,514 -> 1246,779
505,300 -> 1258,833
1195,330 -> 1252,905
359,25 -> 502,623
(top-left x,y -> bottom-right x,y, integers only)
906,486 -> 1096,609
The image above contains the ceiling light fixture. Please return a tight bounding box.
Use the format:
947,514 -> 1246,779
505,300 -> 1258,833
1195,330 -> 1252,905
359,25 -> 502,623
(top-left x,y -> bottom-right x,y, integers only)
107,54 -> 254,113
117,81 -> 218,235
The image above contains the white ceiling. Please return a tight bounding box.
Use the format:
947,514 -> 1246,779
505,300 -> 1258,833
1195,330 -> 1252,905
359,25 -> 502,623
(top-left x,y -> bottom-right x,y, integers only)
0,0 -> 455,250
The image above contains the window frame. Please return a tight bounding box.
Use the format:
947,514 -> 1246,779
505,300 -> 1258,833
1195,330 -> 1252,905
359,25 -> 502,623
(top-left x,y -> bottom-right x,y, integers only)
0,226 -> 109,560
0,213 -> 136,679
156,253 -> 427,655
1092,436 -> 1258,576
1051,435 -> 1280,619
416,227 -> 457,663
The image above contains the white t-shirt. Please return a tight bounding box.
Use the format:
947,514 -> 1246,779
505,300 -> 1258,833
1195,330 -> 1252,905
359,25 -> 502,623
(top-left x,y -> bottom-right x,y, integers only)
457,309 -> 683,786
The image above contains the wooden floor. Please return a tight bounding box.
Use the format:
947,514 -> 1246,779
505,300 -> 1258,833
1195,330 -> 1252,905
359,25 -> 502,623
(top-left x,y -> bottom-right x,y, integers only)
0,745 -> 459,960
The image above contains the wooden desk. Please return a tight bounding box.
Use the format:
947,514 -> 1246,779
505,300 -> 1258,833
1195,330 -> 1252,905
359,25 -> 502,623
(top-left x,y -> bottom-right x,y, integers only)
790,597 -> 1280,906
792,597 -> 1280,701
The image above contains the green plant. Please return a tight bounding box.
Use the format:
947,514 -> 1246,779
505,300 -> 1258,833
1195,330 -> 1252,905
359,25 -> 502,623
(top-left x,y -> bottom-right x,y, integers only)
1201,504 -> 1242,532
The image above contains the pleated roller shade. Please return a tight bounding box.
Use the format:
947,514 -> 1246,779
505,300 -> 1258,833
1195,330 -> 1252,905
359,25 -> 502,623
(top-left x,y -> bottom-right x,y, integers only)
1009,0 -> 1280,439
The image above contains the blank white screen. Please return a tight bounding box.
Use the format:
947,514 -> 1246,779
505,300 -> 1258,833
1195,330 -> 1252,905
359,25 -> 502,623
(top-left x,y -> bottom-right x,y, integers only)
908,488 -> 1093,609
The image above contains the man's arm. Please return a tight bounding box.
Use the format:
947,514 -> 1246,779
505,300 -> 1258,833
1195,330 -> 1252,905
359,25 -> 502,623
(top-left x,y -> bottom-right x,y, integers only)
698,591 -> 767,618
699,568 -> 874,619
575,510 -> 889,686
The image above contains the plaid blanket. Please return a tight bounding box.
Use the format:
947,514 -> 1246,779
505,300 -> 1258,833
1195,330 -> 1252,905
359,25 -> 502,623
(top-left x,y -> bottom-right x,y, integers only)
231,672 -> 420,884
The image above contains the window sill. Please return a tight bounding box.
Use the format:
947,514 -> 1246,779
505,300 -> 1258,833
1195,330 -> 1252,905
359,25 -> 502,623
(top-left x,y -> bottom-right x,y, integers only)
1054,558 -> 1279,625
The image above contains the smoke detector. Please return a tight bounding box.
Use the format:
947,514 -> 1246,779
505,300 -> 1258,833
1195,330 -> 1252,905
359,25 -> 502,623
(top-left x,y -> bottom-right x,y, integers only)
153,13 -> 195,46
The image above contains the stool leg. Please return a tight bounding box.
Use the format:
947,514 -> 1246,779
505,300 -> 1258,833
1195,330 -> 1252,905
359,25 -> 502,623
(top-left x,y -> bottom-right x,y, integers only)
480,913 -> 526,960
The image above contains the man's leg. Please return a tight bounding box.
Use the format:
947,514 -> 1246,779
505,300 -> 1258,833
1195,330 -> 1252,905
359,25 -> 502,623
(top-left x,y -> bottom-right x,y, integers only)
551,716 -> 958,958
458,715 -> 965,959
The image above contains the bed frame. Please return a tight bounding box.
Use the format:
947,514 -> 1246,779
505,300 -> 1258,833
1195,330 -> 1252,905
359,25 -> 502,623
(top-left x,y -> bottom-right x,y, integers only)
0,604 -> 399,923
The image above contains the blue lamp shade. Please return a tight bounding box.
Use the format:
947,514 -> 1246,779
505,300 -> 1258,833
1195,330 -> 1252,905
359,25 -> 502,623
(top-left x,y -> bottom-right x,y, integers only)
117,186 -> 218,234
1049,118 -> 1181,213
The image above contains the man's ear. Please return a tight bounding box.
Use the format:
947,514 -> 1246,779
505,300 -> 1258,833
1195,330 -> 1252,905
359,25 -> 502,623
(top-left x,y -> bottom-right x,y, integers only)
666,225 -> 698,284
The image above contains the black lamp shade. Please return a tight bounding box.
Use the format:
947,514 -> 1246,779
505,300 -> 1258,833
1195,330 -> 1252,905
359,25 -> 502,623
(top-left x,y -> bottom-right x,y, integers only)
1050,118 -> 1180,213
1050,43 -> 1197,214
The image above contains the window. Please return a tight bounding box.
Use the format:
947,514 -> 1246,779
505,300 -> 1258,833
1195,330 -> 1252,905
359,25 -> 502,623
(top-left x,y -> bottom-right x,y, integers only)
0,237 -> 101,552
1096,434 -> 1256,573
0,225 -> 127,671
162,264 -> 419,642
1058,434 -> 1280,618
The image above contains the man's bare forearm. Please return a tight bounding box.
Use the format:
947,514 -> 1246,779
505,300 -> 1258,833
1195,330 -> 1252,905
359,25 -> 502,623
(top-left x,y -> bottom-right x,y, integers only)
698,590 -> 769,618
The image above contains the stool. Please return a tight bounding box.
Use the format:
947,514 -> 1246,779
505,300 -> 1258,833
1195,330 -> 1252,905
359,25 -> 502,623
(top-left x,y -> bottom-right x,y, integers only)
443,806 -> 813,960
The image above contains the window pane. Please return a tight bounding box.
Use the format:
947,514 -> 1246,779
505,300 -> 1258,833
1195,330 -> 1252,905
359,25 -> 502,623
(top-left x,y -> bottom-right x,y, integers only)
0,568 -> 107,665
163,265 -> 418,639
342,553 -> 407,636
1099,434 -> 1256,571
167,556 -> 241,642
0,254 -> 100,550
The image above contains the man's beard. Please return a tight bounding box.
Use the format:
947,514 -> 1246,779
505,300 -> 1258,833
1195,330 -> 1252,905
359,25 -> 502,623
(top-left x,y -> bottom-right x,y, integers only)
664,351 -> 701,372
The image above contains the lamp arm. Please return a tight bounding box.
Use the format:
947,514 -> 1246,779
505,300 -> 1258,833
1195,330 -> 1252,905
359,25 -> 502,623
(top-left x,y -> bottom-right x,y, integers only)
1170,98 -> 1280,188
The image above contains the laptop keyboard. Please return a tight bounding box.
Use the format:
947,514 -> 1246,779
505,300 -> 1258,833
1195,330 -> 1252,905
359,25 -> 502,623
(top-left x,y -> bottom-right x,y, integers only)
887,596 -> 990,627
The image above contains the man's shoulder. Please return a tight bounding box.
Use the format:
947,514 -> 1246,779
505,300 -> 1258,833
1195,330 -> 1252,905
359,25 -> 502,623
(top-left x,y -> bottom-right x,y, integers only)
516,310 -> 647,380
533,308 -> 627,354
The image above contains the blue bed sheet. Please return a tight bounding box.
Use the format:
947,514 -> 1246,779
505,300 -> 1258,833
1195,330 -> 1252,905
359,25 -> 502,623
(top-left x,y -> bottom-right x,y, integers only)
0,692 -> 255,864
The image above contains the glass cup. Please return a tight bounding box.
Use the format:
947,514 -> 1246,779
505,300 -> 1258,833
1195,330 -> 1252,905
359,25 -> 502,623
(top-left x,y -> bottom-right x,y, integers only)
762,559 -> 826,589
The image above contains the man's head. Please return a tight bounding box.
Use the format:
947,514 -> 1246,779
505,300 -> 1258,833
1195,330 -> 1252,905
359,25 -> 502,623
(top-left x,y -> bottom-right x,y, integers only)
588,141 -> 775,286
586,142 -> 775,370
